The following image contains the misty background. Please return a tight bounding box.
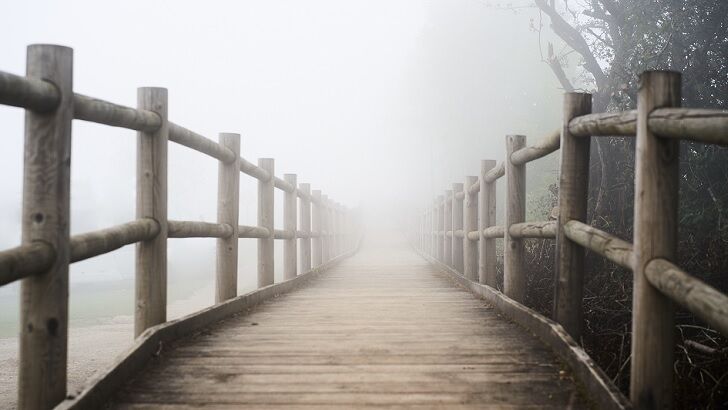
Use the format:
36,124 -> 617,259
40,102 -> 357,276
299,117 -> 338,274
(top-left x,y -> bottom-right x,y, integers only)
0,1 -> 563,339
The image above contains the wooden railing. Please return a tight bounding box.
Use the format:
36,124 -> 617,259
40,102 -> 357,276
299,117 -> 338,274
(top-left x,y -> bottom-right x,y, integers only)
416,70 -> 728,409
0,44 -> 358,409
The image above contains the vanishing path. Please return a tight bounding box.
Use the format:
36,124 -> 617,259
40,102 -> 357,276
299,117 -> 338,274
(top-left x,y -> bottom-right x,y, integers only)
109,234 -> 586,409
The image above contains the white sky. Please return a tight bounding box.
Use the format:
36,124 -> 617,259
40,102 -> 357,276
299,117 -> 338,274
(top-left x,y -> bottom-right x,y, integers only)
0,0 -> 564,290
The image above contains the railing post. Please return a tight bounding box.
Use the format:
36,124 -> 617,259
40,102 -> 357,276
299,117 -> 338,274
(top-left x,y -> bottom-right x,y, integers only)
504,135 -> 526,302
215,133 -> 240,302
479,160 -> 497,286
283,174 -> 297,280
18,44 -> 73,409
312,190 -> 323,267
322,194 -> 330,263
630,70 -> 681,410
299,183 -> 312,273
436,195 -> 444,262
464,176 -> 479,281
135,86 -> 169,337
257,158 -> 274,287
444,190 -> 453,267
333,202 -> 340,257
554,93 -> 592,340
451,183 -> 464,273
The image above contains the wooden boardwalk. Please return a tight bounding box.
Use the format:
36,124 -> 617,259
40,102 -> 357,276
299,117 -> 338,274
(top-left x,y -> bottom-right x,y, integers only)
107,234 -> 586,409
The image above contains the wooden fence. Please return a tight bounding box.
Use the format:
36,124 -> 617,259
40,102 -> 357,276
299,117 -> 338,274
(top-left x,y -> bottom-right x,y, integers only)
416,70 -> 728,409
0,44 -> 357,409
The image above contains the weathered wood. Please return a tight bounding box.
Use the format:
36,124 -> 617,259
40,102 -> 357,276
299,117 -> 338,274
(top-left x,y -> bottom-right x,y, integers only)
299,183 -> 312,273
322,195 -> 331,263
554,93 -> 591,341
240,157 -> 271,181
283,174 -> 298,280
630,70 -> 681,410
648,108 -> 728,146
135,87 -> 169,338
561,220 -> 633,269
168,220 -> 232,238
483,161 -> 505,183
478,160 -> 497,286
72,219 -> 160,262
504,135 -> 526,302
482,225 -> 504,239
239,225 -> 270,239
0,242 -> 55,286
568,110 -> 637,137
463,176 -> 478,281
93,238 -> 587,409
274,229 -> 294,240
436,195 -> 445,262
257,158 -> 275,288
75,94 -> 161,132
645,258 -> 728,337
274,176 -> 296,193
0,70 -> 58,112
312,190 -> 323,267
168,123 -> 235,163
215,133 -> 240,302
510,129 -> 561,165
451,183 -> 464,273
443,189 -> 453,267
18,44 -> 73,410
509,221 -> 556,239
57,247 -> 357,410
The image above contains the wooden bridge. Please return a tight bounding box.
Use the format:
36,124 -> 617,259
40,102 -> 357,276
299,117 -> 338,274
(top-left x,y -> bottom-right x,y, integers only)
1,45 -> 727,409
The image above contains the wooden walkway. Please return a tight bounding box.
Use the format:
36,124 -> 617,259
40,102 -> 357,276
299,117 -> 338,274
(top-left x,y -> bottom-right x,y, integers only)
108,234 -> 587,409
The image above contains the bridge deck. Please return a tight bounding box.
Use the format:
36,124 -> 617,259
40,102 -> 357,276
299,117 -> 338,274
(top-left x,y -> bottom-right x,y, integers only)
109,235 -> 587,409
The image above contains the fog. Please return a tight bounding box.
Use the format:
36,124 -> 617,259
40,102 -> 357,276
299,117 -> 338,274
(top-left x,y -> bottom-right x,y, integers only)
0,0 -> 562,344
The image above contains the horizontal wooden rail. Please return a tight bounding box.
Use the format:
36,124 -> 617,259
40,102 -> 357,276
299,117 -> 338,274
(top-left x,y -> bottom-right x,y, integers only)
569,108 -> 728,146
562,220 -> 633,269
71,219 -> 160,263
168,220 -> 233,238
509,220 -> 556,238
168,123 -> 236,163
274,229 -> 295,240
240,157 -> 272,181
238,225 -> 270,239
0,70 -> 59,112
484,161 -> 505,183
645,258 -> 728,337
483,225 -> 505,238
0,242 -> 55,286
75,94 -> 161,132
510,129 -> 561,166
274,176 -> 295,193
1,219 -> 159,286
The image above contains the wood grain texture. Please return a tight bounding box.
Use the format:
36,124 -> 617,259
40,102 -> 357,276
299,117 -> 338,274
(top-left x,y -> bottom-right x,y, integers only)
299,183 -> 312,273
504,135 -> 526,302
630,70 -> 681,410
554,93 -> 591,341
478,160 -> 497,286
284,174 -> 298,280
19,44 -> 73,409
135,87 -> 169,338
463,176 -> 478,281
106,234 -> 587,409
216,133 -> 240,302
257,158 -> 275,288
451,184 -> 464,273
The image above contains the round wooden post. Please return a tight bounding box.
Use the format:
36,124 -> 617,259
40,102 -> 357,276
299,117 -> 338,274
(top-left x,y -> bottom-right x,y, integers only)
283,174 -> 297,280
436,195 -> 444,262
630,70 -> 681,410
311,190 -> 323,267
554,93 -> 592,340
463,176 -> 479,281
504,135 -> 526,302
321,194 -> 330,262
257,158 -> 274,287
443,190 -> 453,267
451,183 -> 464,273
135,86 -> 169,337
215,133 -> 240,302
479,160 -> 497,286
18,44 -> 73,409
299,183 -> 312,273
